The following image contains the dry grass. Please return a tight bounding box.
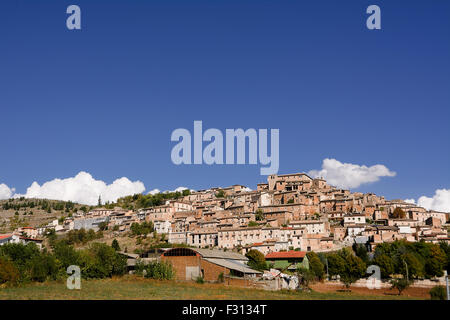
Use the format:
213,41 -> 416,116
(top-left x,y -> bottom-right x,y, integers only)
0,276 -> 422,300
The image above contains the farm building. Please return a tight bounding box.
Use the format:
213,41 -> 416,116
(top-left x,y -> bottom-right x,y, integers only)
160,247 -> 262,281
265,251 -> 309,271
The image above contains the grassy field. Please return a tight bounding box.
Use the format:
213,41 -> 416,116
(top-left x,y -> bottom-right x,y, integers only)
0,276 -> 422,300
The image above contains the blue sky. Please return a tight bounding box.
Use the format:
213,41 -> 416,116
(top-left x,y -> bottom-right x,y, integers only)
0,0 -> 449,204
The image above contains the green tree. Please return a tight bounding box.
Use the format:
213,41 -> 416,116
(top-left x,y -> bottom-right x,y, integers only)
439,241 -> 450,273
52,241 -> 80,271
373,254 -> 395,279
338,248 -> 366,290
0,257 -> 20,286
307,252 -> 325,280
326,253 -> 346,278
255,209 -> 264,221
296,267 -> 315,290
245,249 -> 267,271
425,245 -> 447,278
215,190 -> 225,198
429,285 -> 447,300
390,278 -> 411,295
391,207 -> 406,219
352,243 -> 369,265
79,243 -> 127,279
111,239 -> 121,251
397,252 -> 424,279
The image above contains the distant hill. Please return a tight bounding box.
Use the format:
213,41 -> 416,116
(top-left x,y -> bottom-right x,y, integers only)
0,197 -> 90,233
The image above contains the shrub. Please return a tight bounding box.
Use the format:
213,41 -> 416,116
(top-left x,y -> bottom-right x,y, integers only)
390,278 -> 412,295
80,243 -> 127,279
196,276 -> 205,284
0,257 -> 20,286
142,260 -> 175,280
217,272 -> 224,283
429,285 -> 447,300
111,239 -> 121,251
30,253 -> 58,282
296,267 -> 315,289
52,241 -> 80,272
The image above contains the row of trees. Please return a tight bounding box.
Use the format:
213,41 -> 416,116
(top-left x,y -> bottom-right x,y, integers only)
370,240 -> 449,279
130,221 -> 154,236
245,240 -> 450,292
47,228 -> 104,246
1,199 -> 76,212
107,190 -> 191,210
0,241 -> 127,286
308,241 -> 449,285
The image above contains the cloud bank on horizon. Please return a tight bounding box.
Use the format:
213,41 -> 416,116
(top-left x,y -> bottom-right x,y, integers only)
0,172 -> 192,205
10,172 -> 146,206
308,158 -> 396,189
147,186 -> 192,195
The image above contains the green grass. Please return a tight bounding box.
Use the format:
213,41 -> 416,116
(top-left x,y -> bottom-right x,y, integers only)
0,276 -> 420,300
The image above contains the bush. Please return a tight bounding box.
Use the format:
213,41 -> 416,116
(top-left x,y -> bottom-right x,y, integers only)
217,272 -> 224,283
30,253 -> 58,282
0,257 -> 20,286
52,241 -> 81,272
196,276 -> 205,284
140,260 -> 175,280
80,243 -> 127,279
429,285 -> 447,300
390,278 -> 412,295
296,267 -> 315,289
111,239 -> 121,251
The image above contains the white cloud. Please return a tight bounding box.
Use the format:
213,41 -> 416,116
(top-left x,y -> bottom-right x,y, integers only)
173,187 -> 188,193
0,183 -> 15,200
414,189 -> 450,213
147,189 -> 161,195
308,158 -> 396,189
148,186 -> 193,195
15,171 -> 145,205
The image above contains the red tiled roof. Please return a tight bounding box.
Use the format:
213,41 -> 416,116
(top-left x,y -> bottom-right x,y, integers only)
265,250 -> 307,259
0,234 -> 12,240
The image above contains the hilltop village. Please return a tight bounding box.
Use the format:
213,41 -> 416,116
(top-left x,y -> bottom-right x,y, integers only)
3,173 -> 449,254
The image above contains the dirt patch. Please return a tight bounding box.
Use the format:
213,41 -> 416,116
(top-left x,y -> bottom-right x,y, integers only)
310,282 -> 431,299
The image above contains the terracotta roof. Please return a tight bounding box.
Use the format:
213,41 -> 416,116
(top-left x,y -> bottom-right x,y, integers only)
0,234 -> 12,240
265,250 -> 307,259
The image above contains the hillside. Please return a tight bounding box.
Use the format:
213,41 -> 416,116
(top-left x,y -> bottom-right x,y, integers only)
0,198 -> 90,233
